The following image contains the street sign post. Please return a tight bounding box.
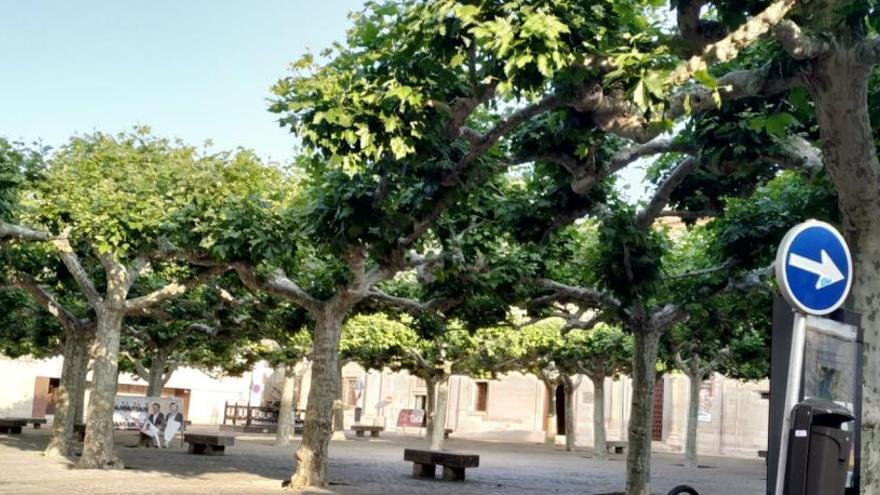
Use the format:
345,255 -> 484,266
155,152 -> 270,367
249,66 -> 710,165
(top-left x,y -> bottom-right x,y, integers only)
773,220 -> 854,495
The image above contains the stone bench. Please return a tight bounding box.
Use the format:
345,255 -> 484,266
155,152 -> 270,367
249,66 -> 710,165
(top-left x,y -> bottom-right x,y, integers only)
0,419 -> 27,434
606,441 -> 627,455
404,449 -> 479,481
74,424 -> 86,442
351,425 -> 384,438
184,433 -> 235,455
5,418 -> 47,429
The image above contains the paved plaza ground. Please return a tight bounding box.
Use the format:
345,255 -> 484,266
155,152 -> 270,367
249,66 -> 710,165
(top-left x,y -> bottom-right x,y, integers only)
0,426 -> 765,495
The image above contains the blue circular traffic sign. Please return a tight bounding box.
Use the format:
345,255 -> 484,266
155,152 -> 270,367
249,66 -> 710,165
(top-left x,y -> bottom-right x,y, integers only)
775,220 -> 852,315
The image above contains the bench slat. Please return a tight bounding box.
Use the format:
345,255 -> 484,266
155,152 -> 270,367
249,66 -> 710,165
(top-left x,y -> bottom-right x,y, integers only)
403,449 -> 479,468
184,434 -> 235,446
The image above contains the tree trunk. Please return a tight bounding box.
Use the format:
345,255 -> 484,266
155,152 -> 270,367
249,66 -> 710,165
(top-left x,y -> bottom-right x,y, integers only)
71,356 -> 88,427
684,365 -> 702,469
544,380 -> 557,445
289,311 -> 344,489
625,328 -> 662,495
424,376 -> 437,438
276,363 -> 297,447
563,376 -> 577,452
331,361 -> 345,441
429,373 -> 450,451
807,47 -> 880,493
145,350 -> 168,397
44,329 -> 91,457
591,373 -> 607,461
77,305 -> 125,469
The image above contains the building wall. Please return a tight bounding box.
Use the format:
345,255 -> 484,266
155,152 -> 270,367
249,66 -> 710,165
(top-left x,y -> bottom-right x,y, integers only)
0,356 -> 63,418
0,354 -> 769,458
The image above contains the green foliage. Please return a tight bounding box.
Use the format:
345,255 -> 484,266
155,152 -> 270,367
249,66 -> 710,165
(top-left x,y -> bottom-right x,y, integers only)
593,203 -> 668,303
271,0 -> 658,171
558,323 -> 633,378
168,150 -> 299,266
341,312 -> 417,372
0,289 -> 63,359
0,139 -> 46,223
709,171 -> 838,267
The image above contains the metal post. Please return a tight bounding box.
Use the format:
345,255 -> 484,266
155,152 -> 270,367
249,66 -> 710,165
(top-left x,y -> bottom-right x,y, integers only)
774,312 -> 807,495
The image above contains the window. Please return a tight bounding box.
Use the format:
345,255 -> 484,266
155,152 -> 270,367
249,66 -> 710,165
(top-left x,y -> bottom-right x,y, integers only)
413,394 -> 426,410
474,382 -> 489,412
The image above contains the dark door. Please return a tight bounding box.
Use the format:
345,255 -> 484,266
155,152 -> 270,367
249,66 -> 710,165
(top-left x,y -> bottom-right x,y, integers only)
556,384 -> 566,435
31,376 -> 54,417
652,379 -> 664,441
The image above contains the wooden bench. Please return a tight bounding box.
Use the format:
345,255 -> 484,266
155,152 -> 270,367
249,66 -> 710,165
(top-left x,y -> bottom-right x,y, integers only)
5,418 -> 47,429
606,441 -> 627,455
351,425 -> 384,438
404,449 -> 479,481
74,424 -> 86,442
0,419 -> 26,434
184,433 -> 235,455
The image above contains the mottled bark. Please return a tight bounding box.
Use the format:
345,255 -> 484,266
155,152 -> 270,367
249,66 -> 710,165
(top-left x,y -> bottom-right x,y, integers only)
563,376 -> 577,452
331,362 -> 345,441
591,374 -> 607,461
544,380 -> 558,445
429,372 -> 450,451
806,45 -> 880,493
424,376 -> 437,438
44,330 -> 91,457
289,311 -> 343,488
684,365 -> 702,469
145,350 -> 168,397
276,363 -> 297,446
77,304 -> 125,469
625,328 -> 662,495
70,359 -> 87,426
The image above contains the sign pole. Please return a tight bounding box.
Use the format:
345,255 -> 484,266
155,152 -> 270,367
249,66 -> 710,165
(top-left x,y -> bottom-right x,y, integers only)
774,312 -> 807,495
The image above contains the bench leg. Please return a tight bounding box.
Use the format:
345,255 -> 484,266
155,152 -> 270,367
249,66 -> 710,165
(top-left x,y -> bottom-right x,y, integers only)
355,430 -> 364,437
33,423 -> 41,430
412,463 -> 436,478
370,430 -> 379,438
442,466 -> 466,481
206,445 -> 226,455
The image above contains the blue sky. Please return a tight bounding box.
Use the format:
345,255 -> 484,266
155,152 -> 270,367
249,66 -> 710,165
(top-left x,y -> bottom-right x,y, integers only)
0,1 -> 651,200
0,0 -> 366,163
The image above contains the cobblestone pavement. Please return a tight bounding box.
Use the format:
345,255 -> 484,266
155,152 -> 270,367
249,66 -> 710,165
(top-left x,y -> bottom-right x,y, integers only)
0,426 -> 765,495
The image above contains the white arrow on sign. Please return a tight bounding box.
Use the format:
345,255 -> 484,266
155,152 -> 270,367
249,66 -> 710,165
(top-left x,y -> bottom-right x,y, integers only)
788,250 -> 845,289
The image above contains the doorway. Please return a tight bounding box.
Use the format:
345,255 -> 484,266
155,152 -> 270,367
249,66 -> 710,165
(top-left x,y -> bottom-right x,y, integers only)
32,377 -> 60,417
556,384 -> 566,435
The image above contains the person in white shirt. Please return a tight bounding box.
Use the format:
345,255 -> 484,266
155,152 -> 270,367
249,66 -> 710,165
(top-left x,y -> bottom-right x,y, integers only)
141,403 -> 165,448
163,402 -> 184,446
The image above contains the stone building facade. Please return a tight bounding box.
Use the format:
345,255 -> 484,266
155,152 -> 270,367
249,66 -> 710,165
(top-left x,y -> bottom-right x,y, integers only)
1,355 -> 769,458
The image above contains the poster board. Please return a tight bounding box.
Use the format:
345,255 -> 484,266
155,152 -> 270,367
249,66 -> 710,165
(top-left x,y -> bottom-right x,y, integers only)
113,395 -> 184,430
397,408 -> 425,428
